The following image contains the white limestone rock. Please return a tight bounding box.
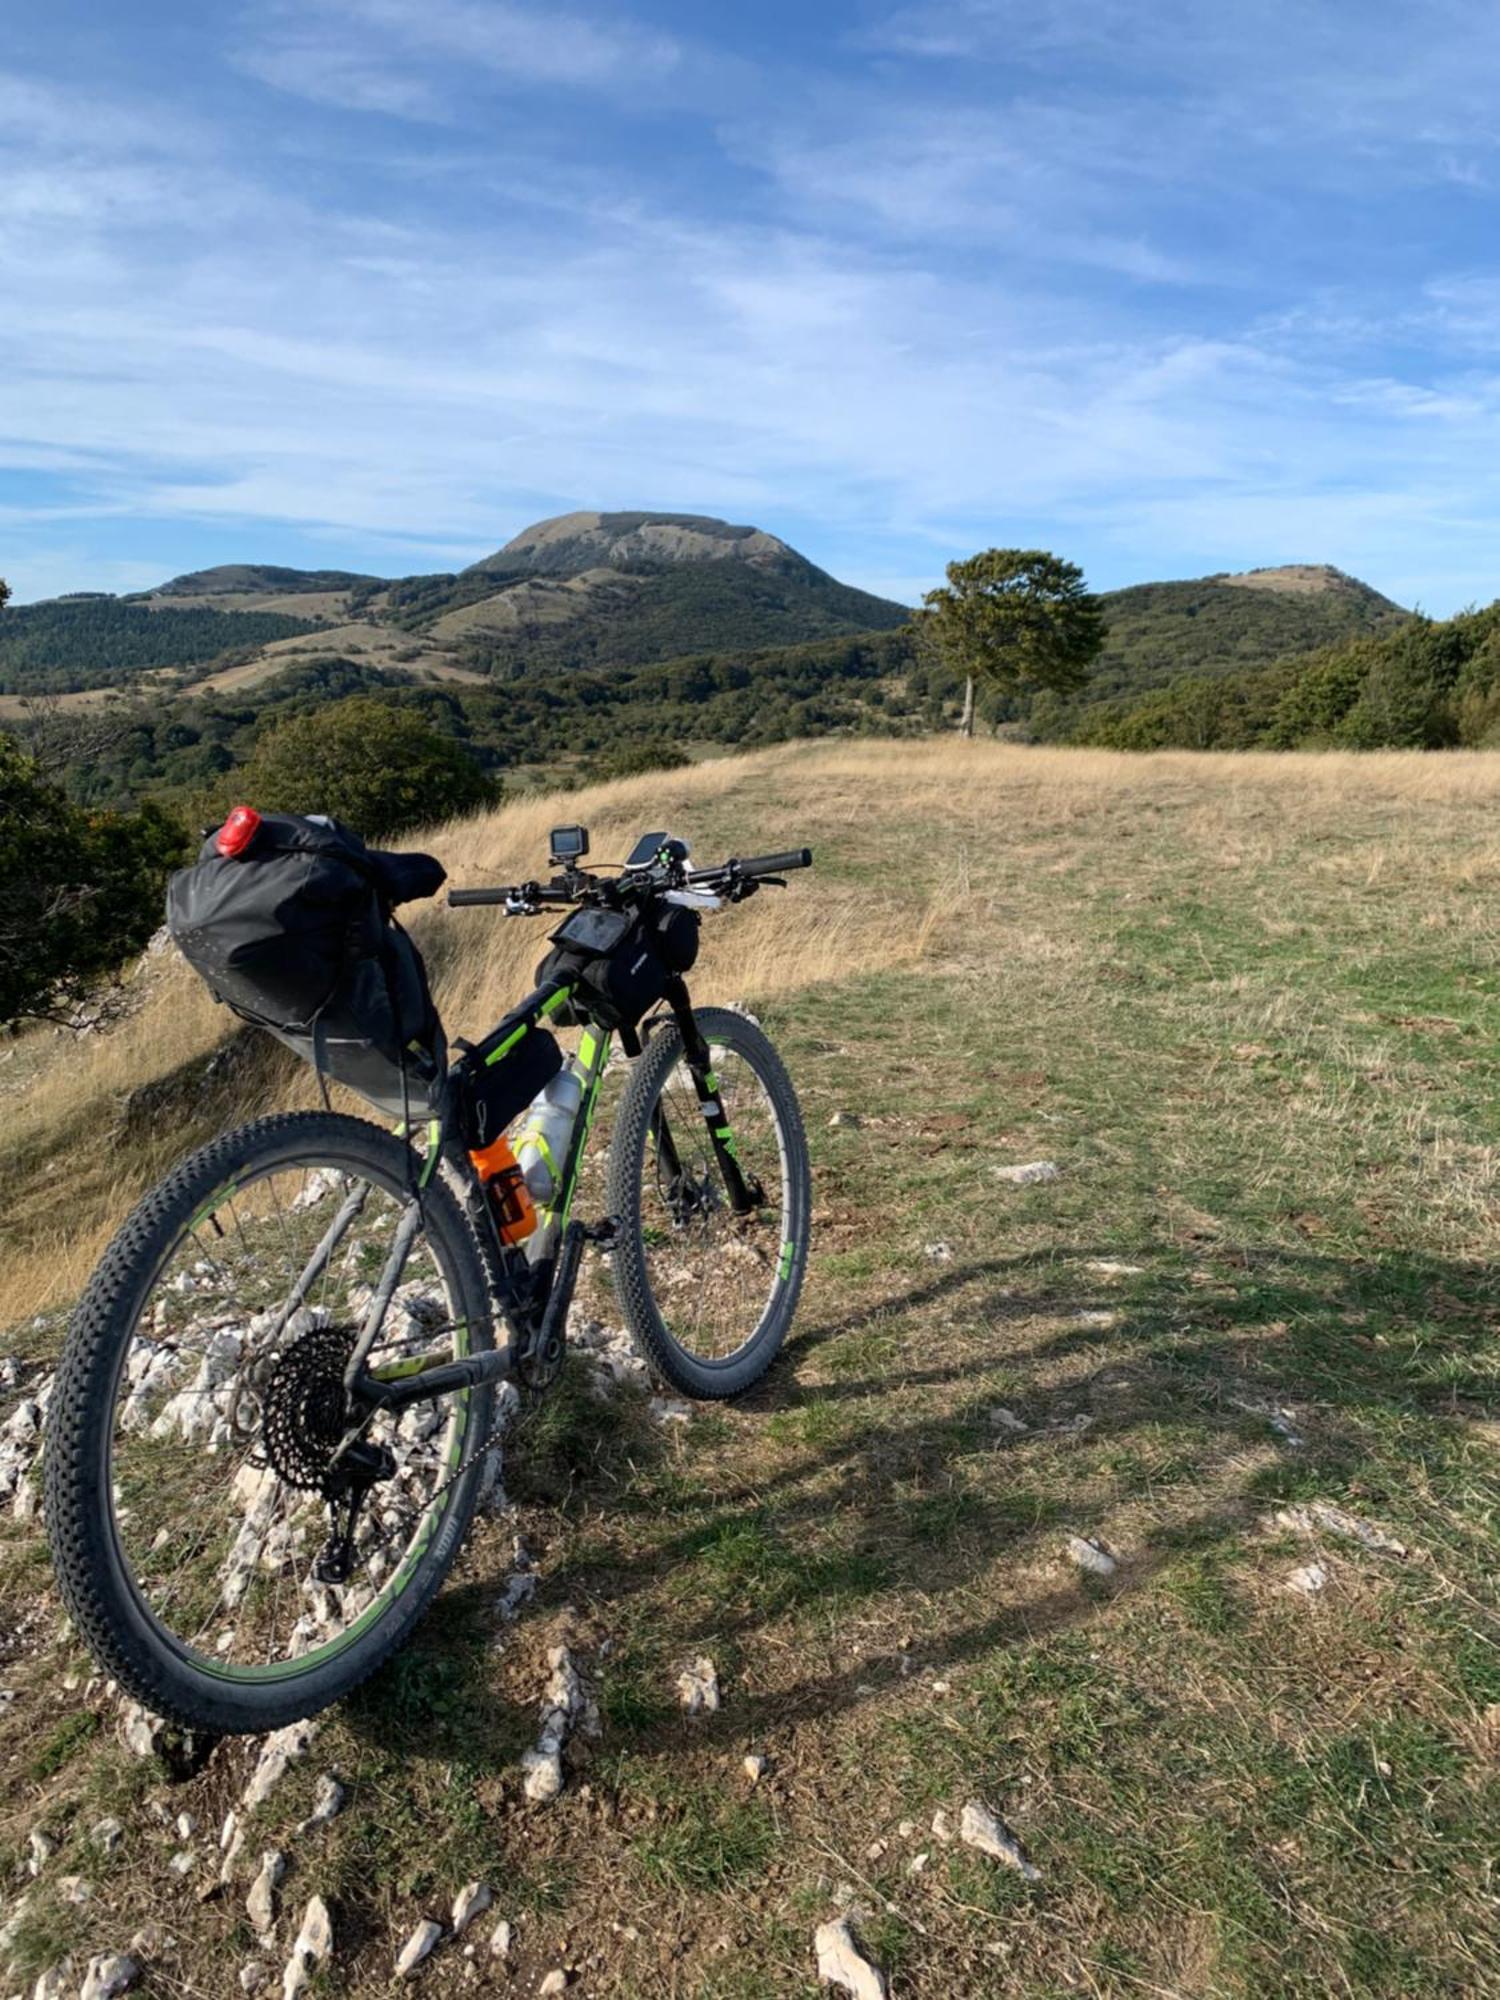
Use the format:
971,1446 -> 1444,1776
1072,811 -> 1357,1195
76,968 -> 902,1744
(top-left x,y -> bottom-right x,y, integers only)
1065,1534 -> 1118,1577
246,1852 -> 285,1936
1287,1561 -> 1329,1595
960,1799 -> 1040,1881
450,1882 -> 491,1937
79,1958 -> 138,2000
676,1656 -> 720,1714
244,1722 -> 317,1811
1272,1502 -> 1408,1557
281,1897 -> 332,2000
295,1775 -> 345,1835
814,1918 -> 886,1999
394,1921 -> 441,1978
520,1647 -> 598,1804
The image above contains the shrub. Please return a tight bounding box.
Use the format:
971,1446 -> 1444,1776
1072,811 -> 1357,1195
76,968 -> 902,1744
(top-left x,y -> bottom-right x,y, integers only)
231,695 -> 496,838
0,730 -> 188,1028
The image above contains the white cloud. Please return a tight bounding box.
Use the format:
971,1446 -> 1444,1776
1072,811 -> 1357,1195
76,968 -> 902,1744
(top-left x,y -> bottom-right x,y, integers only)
857,0 -> 1500,188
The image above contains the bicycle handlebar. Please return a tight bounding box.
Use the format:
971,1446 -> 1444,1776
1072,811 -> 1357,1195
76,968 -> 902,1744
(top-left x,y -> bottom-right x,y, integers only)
716,848 -> 813,879
447,884 -> 566,907
446,845 -> 812,912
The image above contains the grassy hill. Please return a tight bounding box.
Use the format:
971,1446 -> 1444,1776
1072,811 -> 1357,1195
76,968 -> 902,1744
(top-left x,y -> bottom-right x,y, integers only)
1085,564 -> 1410,705
3,741 -> 1498,1997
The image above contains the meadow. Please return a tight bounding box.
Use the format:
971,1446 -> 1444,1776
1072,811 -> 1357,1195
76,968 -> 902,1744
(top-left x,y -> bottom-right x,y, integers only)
2,739 -> 1498,1997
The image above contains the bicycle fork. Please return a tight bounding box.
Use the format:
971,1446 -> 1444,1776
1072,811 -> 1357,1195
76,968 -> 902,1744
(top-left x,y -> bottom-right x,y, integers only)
644,981 -> 764,1216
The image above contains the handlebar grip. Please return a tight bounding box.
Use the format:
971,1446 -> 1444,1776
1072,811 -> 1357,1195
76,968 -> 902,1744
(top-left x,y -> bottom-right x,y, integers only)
741,848 -> 813,877
447,887 -> 513,906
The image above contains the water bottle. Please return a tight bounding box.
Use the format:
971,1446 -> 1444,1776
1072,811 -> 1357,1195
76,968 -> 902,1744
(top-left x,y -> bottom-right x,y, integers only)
515,1063 -> 584,1204
466,1133 -> 537,1245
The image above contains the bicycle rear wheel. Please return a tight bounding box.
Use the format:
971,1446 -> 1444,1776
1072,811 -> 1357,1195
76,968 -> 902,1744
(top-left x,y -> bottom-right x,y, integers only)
45,1111 -> 495,1735
607,1006 -> 811,1399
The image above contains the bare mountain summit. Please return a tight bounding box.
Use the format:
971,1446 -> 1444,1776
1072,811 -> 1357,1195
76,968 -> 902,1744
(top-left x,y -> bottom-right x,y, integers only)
1216,563 -> 1385,600
474,510 -> 799,577
402,509 -> 908,671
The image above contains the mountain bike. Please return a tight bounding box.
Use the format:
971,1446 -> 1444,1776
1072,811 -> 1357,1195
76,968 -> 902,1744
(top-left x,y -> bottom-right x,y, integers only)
45,828 -> 813,1734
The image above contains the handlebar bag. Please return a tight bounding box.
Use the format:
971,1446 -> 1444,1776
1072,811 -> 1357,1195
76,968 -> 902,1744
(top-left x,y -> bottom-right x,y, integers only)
165,810 -> 448,1120
534,902 -> 699,1030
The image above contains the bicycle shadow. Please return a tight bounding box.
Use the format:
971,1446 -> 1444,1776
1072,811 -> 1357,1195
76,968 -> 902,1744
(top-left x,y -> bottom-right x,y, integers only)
345,1234 -> 1496,1776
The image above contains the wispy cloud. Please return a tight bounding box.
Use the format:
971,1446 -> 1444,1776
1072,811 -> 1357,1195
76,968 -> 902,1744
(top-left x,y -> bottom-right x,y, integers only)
235,0 -> 685,118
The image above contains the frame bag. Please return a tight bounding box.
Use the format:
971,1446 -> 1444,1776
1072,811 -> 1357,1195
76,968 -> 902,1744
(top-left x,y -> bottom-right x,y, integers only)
454,1003 -> 564,1153
165,811 -> 448,1121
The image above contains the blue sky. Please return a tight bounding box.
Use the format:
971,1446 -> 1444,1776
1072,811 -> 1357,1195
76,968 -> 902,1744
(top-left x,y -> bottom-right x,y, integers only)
4,1 -> 1499,610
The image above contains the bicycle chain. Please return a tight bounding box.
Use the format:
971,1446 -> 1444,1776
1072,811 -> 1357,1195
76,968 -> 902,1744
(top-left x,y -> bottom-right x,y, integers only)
341,1393 -> 517,1574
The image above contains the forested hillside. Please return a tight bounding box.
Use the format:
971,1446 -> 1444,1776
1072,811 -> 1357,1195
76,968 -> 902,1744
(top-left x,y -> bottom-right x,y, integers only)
29,628 -> 927,812
1082,565 -> 1409,702
1066,600 -> 1500,751
3,523 -> 1461,815
0,598 -> 317,693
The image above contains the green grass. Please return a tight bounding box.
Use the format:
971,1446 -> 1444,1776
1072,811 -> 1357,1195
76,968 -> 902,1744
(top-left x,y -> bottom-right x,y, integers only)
633,1787 -> 778,1894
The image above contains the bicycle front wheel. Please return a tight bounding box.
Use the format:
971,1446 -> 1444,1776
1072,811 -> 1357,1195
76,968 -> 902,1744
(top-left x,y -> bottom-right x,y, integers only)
45,1111 -> 496,1735
607,1005 -> 811,1399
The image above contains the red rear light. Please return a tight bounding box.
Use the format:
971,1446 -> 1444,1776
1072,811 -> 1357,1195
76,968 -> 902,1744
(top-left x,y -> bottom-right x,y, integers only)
216,805 -> 262,858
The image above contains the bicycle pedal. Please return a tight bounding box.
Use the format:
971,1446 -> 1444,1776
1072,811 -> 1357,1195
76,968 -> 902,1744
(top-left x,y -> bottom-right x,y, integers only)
581,1216 -> 620,1248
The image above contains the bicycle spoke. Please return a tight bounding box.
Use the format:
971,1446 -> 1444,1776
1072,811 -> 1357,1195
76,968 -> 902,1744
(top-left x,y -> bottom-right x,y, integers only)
105,1160 -> 474,1676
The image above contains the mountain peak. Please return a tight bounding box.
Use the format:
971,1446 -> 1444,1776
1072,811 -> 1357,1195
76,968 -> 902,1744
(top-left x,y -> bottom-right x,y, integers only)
1213,563 -> 1391,603
468,510 -> 799,577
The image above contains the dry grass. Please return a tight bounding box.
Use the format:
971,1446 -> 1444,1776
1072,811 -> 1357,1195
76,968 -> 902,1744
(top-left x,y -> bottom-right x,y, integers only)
1,744 -> 950,1323
8,736 -> 1500,1325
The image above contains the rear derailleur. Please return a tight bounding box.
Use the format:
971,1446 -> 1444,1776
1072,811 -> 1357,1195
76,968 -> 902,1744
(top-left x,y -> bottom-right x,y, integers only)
312,1437 -> 396,1586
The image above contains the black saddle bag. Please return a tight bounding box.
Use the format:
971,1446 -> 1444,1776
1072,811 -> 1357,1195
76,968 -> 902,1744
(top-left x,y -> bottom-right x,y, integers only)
535,901 -> 699,1031
166,810 -> 448,1121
